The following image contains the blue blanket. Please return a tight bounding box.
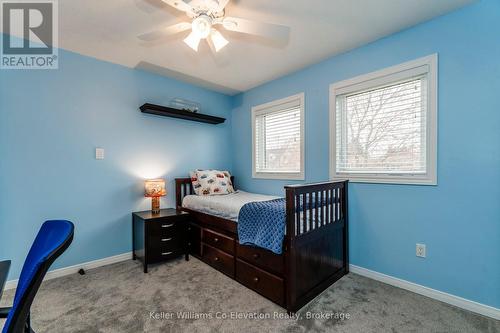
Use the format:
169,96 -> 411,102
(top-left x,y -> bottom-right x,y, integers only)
238,198 -> 286,254
237,195 -> 336,253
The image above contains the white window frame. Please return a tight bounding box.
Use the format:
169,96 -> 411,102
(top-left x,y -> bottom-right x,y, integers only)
252,93 -> 305,180
329,54 -> 438,185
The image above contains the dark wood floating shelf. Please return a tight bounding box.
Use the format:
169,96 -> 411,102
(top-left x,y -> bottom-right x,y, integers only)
140,103 -> 226,125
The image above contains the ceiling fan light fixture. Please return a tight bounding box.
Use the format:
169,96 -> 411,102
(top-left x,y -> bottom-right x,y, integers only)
140,0 -> 291,55
210,29 -> 228,52
192,15 -> 212,39
183,31 -> 201,51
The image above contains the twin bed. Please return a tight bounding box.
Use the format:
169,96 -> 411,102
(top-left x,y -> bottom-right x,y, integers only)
176,177 -> 349,313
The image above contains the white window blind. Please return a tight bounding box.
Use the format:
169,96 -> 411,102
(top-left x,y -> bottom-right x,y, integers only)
336,77 -> 427,174
330,55 -> 437,185
252,93 -> 304,179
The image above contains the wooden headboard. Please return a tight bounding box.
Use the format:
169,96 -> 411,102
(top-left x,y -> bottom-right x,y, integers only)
175,176 -> 235,210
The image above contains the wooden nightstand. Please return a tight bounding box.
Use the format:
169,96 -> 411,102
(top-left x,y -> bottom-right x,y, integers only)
132,208 -> 190,273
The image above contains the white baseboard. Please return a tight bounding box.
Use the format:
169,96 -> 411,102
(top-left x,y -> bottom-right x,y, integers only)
350,264 -> 500,320
4,252 -> 132,291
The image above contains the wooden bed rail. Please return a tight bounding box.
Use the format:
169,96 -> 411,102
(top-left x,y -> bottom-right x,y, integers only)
284,180 -> 348,238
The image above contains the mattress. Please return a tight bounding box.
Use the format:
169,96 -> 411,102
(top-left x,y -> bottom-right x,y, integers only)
182,191 -> 280,222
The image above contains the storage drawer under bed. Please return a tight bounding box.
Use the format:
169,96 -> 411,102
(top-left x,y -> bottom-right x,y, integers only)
202,243 -> 235,277
202,228 -> 235,254
235,259 -> 285,306
236,243 -> 284,276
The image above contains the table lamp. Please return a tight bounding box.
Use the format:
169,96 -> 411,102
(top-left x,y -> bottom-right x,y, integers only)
144,179 -> 166,214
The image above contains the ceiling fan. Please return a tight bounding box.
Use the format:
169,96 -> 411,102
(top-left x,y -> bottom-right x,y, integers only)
138,0 -> 290,53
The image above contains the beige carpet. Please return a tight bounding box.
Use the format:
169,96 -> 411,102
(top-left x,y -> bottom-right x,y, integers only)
1,258 -> 499,333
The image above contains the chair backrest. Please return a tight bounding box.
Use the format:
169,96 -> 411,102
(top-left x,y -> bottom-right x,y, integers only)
2,220 -> 74,333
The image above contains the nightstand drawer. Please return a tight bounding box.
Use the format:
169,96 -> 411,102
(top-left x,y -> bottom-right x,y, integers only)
149,220 -> 183,237
149,248 -> 184,264
150,235 -> 184,252
202,228 -> 234,254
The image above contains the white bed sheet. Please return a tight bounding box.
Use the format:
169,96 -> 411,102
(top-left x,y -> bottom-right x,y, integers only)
182,191 -> 280,222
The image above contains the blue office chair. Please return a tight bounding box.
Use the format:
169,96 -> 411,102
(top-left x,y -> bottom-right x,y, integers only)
1,220 -> 74,333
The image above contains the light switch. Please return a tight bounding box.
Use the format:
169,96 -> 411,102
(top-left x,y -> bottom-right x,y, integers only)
95,148 -> 105,160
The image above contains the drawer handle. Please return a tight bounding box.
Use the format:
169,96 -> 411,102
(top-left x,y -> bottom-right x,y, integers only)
253,277 -> 259,283
161,251 -> 173,256
213,237 -> 219,243
214,256 -> 220,262
161,224 -> 174,228
252,253 -> 260,259
161,238 -> 172,242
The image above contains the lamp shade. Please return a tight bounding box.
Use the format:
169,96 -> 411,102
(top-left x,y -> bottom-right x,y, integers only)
144,179 -> 166,197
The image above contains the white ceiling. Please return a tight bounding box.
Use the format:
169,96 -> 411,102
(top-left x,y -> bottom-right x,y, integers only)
15,0 -> 476,94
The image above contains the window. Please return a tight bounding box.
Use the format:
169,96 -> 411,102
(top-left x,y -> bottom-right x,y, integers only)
330,55 -> 437,185
252,93 -> 305,180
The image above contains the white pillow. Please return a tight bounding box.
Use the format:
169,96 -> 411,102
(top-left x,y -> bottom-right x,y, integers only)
195,170 -> 234,195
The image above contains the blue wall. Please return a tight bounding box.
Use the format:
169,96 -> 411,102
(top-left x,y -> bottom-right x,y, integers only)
0,40 -> 233,280
1,0 -> 499,310
230,0 -> 500,308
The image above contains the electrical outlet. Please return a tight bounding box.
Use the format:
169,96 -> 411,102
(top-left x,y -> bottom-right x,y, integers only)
416,243 -> 426,258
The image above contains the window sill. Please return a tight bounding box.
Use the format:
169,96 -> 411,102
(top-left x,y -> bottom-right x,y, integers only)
253,171 -> 305,181
331,175 -> 437,186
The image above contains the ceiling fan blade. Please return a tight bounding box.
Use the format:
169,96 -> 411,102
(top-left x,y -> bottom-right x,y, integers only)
161,0 -> 194,14
221,17 -> 289,41
216,0 -> 230,11
138,22 -> 192,41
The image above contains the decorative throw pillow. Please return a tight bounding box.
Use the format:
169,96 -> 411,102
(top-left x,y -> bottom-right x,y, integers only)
195,170 -> 234,195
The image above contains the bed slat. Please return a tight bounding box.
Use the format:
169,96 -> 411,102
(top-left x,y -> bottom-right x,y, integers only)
295,194 -> 300,236
302,193 -> 307,234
